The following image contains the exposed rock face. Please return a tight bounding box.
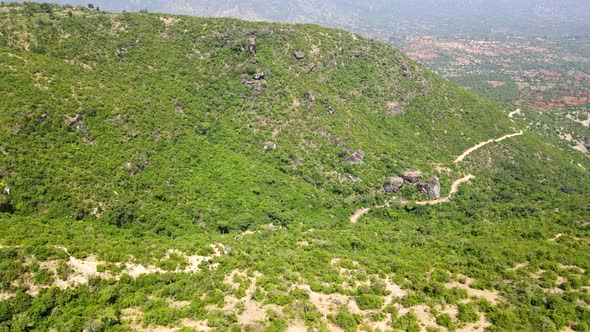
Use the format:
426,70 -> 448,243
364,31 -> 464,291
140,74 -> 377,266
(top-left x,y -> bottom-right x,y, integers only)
246,37 -> 256,54
253,71 -> 265,80
383,176 -> 404,193
417,176 -> 441,199
126,155 -> 149,175
65,113 -> 81,126
263,141 -> 276,150
241,76 -> 262,91
304,91 -> 315,102
387,101 -> 404,116
346,150 -> 365,164
351,50 -> 364,57
293,51 -> 305,60
320,100 -> 336,114
402,170 -> 422,184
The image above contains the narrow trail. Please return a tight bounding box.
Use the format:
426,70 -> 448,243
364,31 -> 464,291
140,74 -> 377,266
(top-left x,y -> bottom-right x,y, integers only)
454,130 -> 523,164
406,174 -> 475,206
349,128 -> 524,222
349,208 -> 370,223
350,175 -> 475,222
508,109 -> 522,118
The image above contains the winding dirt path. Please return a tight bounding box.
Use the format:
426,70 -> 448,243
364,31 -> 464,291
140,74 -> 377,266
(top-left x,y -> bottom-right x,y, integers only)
349,207 -> 370,223
350,174 -> 475,222
349,128 -> 523,222
454,130 -> 523,164
409,174 -> 475,205
509,109 -> 522,118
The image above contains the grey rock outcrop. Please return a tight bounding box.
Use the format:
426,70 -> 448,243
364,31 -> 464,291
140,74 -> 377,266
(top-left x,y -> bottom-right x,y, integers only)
293,51 -> 305,60
402,169 -> 422,184
345,150 -> 365,164
246,37 -> 256,54
417,176 -> 441,199
263,141 -> 276,150
384,176 -> 404,193
253,71 -> 265,80
320,100 -> 336,114
351,50 -> 364,57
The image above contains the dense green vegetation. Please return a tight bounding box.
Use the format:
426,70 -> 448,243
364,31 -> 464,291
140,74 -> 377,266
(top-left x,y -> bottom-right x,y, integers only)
0,2 -> 589,331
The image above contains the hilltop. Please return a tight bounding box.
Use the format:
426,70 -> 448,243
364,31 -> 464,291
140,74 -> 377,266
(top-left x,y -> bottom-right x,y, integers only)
0,3 -> 589,331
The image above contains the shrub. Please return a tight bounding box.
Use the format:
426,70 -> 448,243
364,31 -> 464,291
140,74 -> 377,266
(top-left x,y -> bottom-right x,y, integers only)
331,312 -> 362,332
457,303 -> 479,323
436,313 -> 454,329
355,294 -> 383,310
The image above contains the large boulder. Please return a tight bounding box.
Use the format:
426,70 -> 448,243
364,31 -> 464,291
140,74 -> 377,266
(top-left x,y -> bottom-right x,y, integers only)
402,169 -> 422,184
304,91 -> 315,102
320,100 -> 336,114
253,71 -> 265,80
384,177 -> 404,193
263,141 -> 276,150
345,150 -> 365,164
417,176 -> 441,199
293,51 -> 305,60
246,37 -> 256,54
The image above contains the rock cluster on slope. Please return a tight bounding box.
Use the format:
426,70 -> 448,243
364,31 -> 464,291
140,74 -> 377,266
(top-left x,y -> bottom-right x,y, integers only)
383,177 -> 404,193
402,170 -> 422,184
293,51 -> 305,60
417,176 -> 441,199
345,151 -> 365,164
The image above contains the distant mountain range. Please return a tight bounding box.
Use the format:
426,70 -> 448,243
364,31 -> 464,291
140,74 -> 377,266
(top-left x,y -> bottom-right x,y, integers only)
19,0 -> 590,36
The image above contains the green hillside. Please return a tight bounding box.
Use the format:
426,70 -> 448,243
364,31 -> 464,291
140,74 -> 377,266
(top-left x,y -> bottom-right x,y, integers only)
0,3 -> 589,331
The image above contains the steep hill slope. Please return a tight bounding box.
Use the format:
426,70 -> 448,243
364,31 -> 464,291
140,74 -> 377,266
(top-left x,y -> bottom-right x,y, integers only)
0,3 -> 589,331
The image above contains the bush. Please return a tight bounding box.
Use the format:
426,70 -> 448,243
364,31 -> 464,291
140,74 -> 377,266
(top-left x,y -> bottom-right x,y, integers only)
457,303 -> 479,323
436,313 -> 454,329
392,312 -> 421,332
355,294 -> 383,310
34,269 -> 54,285
331,312 -> 362,332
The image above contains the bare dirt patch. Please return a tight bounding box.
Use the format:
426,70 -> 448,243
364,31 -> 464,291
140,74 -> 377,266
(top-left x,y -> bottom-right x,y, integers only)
234,230 -> 256,240
17,244 -> 226,296
566,114 -> 590,127
399,304 -> 438,330
180,319 -> 210,331
167,299 -> 191,309
299,284 -> 360,316
507,262 -> 529,271
349,207 -> 370,223
445,275 -> 502,304
160,17 -> 180,26
559,133 -> 589,155
221,270 -> 281,328
286,319 -> 307,332
457,311 -> 491,332
122,307 -> 209,331
509,109 -> 522,118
